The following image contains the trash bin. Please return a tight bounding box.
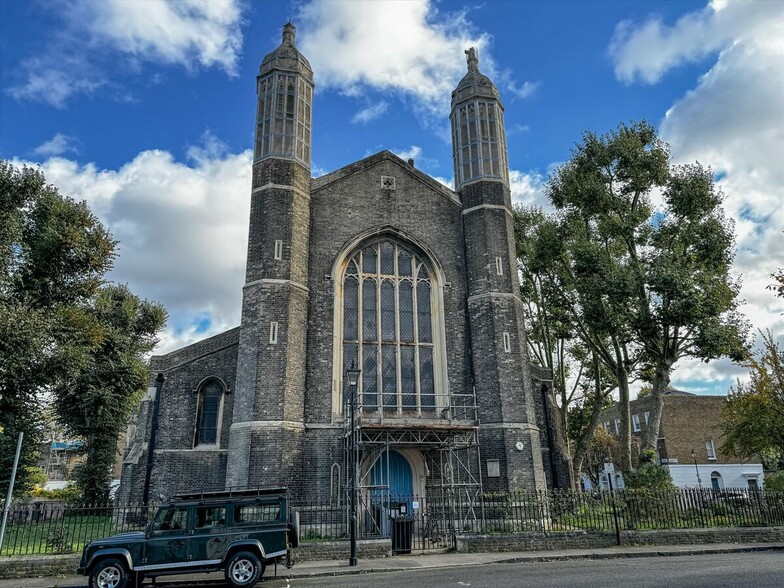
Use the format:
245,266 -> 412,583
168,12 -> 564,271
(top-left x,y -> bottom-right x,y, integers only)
390,516 -> 414,554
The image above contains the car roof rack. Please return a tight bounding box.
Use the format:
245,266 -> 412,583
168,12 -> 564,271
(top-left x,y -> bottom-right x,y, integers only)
170,486 -> 288,501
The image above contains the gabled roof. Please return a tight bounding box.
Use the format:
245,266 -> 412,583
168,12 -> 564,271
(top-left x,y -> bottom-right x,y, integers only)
311,150 -> 460,206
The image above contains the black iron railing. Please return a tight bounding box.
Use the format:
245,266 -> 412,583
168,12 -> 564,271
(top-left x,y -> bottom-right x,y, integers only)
2,488 -> 782,556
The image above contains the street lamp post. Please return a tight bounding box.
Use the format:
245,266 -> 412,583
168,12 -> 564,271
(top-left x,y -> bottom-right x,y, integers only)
345,360 -> 361,567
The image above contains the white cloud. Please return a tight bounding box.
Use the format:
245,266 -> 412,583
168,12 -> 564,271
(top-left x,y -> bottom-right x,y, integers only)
12,141 -> 252,354
609,0 -> 783,84
73,0 -> 244,75
7,0 -> 244,107
297,0 -> 536,121
33,133 -> 79,157
8,56 -> 106,109
509,170 -> 548,208
506,80 -> 540,100
610,0 -> 784,392
352,101 -> 389,124
391,145 -> 423,162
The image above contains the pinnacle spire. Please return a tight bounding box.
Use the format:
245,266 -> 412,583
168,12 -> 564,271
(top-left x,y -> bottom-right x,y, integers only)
282,22 -> 295,46
465,47 -> 479,72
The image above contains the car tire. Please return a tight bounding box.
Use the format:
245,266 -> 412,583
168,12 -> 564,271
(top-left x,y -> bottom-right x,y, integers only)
288,510 -> 300,548
225,550 -> 264,588
90,557 -> 130,588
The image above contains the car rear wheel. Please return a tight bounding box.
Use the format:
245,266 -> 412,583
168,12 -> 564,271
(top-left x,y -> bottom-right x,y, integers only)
90,557 -> 130,588
225,550 -> 264,587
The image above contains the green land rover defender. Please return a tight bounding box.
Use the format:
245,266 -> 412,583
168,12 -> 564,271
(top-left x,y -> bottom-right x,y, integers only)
77,487 -> 300,588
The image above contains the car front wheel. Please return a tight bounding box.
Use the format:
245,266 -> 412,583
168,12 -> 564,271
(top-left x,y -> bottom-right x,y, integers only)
225,550 -> 264,587
90,557 -> 130,588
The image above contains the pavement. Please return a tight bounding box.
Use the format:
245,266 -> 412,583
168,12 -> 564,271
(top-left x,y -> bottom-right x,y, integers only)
2,543 -> 783,588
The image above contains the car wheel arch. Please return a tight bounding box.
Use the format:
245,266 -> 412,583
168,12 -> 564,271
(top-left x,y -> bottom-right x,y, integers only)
224,540 -> 265,565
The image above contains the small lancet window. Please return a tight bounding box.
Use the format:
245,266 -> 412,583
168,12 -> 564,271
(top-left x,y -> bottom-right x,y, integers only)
195,380 -> 225,447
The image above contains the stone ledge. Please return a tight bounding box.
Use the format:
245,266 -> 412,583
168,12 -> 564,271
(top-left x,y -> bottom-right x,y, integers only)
455,526 -> 784,553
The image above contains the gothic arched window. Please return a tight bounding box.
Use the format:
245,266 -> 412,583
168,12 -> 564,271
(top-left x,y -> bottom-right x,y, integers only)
341,239 -> 441,415
194,380 -> 225,447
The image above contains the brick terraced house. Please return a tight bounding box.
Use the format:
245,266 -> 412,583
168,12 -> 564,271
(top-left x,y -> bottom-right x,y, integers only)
118,24 -> 571,516
600,390 -> 764,490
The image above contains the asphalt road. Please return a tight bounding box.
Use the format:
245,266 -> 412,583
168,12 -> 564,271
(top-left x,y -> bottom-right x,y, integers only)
261,552 -> 784,587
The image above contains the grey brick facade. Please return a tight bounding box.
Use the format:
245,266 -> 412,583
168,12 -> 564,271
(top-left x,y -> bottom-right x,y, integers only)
119,25 -> 567,505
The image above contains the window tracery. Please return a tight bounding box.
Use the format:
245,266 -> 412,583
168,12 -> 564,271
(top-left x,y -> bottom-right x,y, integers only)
341,239 -> 439,414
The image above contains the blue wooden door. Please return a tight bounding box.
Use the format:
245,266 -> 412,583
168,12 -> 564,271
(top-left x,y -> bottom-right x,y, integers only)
370,450 -> 413,534
371,450 -> 413,497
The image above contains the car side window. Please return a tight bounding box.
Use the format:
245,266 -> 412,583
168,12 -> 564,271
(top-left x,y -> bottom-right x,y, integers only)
153,506 -> 189,532
233,503 -> 280,525
195,506 -> 226,529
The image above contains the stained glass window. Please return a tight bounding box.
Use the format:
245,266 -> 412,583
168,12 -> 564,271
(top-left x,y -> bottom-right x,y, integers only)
341,239 -> 440,415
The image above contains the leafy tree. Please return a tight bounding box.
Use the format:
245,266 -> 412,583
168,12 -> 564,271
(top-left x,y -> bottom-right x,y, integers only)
638,162 -> 748,451
533,121 -> 747,468
769,269 -> 784,300
54,284 -> 166,504
515,206 -> 585,487
566,349 -> 617,482
721,330 -> 784,464
1,161 -> 115,495
1,161 -> 166,501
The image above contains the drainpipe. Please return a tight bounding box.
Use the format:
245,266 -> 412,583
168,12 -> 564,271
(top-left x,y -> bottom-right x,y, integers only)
142,373 -> 165,506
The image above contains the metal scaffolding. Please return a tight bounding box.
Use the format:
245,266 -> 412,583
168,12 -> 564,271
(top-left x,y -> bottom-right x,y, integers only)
343,389 -> 482,542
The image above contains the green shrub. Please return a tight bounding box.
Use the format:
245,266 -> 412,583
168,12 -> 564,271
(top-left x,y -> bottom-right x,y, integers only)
624,463 -> 675,490
763,471 -> 784,491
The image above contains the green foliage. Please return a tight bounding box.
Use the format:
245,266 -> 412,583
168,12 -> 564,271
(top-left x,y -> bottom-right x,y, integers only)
623,463 -> 675,490
0,160 -> 166,501
518,120 -> 748,470
54,285 -> 167,504
25,466 -> 48,490
721,330 -> 784,461
764,471 -> 784,492
31,483 -> 83,502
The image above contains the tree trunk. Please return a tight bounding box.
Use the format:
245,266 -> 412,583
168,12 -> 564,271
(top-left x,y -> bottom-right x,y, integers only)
616,365 -> 633,472
571,370 -> 608,484
641,360 -> 673,452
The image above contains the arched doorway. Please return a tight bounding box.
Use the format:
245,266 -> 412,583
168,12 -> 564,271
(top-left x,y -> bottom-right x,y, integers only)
368,450 -> 414,536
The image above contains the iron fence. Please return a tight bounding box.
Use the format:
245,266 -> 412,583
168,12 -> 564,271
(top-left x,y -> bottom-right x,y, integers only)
1,487 -> 782,556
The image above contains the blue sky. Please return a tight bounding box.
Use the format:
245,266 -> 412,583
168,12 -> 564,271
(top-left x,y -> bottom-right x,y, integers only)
1,0 -> 782,397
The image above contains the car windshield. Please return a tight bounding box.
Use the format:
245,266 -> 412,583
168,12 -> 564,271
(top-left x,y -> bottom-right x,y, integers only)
153,506 -> 189,530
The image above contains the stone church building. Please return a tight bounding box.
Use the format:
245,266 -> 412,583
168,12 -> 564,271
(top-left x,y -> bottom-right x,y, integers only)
118,24 -> 570,510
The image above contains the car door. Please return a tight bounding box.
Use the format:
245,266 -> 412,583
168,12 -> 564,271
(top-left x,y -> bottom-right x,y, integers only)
188,505 -> 229,564
142,505 -> 191,569
232,499 -> 287,558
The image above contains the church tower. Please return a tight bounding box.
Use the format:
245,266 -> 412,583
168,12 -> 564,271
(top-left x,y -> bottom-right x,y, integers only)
451,48 -> 546,491
226,24 -> 314,489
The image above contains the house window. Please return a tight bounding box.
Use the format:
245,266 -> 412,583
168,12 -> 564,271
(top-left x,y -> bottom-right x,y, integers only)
503,332 -> 511,353
269,321 -> 279,344
614,419 -> 620,435
194,380 -> 225,447
274,240 -> 283,260
710,472 -> 723,491
495,256 -> 503,275
341,238 -> 442,415
706,439 -> 717,460
632,414 -> 641,432
644,411 -> 650,426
